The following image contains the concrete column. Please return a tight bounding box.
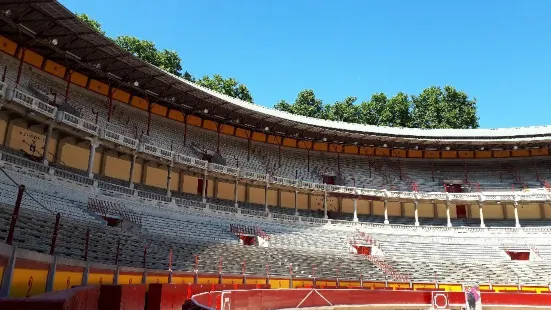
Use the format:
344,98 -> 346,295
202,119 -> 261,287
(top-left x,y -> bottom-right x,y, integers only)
87,140 -> 98,178
166,165 -> 173,196
202,170 -> 207,203
0,245 -> 16,297
213,178 -> 218,199
128,154 -> 136,188
294,190 -> 299,216
234,179 -> 239,208
353,197 -> 358,222
264,184 -> 269,213
514,202 -> 521,228
323,190 -> 328,219
414,201 -> 419,226
479,203 -> 485,228
383,200 -> 389,225
446,202 -> 452,227
41,124 -> 53,165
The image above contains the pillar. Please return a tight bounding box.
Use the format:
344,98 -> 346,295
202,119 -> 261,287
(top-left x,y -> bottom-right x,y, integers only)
353,197 -> 358,222
234,179 -> 239,208
128,154 -> 136,188
479,203 -> 485,228
446,202 -> 452,227
323,190 -> 328,219
166,165 -> 173,196
294,190 -> 298,216
414,201 -> 419,226
383,200 -> 389,225
41,124 -> 53,165
264,184 -> 269,213
87,140 -> 98,178
202,170 -> 207,203
514,202 -> 521,228
369,200 -> 374,215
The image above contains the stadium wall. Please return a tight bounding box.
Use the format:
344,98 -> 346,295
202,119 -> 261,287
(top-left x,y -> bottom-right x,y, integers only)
1,34 -> 551,162
1,37 -> 551,220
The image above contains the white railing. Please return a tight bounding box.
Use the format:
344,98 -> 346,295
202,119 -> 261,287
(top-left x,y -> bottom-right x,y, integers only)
240,208 -> 269,218
100,128 -> 138,149
174,153 -> 208,169
272,213 -> 300,222
271,176 -> 299,187
56,111 -> 98,135
137,190 -> 171,202
140,143 -> 173,161
98,181 -> 135,196
9,88 -> 57,119
240,170 -> 268,182
53,169 -> 94,185
208,163 -> 239,176
0,153 -> 49,173
208,203 -> 238,214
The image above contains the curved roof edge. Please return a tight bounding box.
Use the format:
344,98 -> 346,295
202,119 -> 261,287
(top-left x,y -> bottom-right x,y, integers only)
10,0 -> 551,143
175,74 -> 551,139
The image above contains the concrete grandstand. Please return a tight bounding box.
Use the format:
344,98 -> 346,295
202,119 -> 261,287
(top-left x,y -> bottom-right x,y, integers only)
0,1 -> 551,309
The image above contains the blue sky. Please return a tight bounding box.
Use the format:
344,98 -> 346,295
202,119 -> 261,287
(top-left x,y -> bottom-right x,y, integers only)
60,0 -> 551,129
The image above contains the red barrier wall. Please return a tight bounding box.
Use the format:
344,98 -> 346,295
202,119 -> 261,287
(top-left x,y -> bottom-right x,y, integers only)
190,288 -> 551,310
98,284 -> 147,310
0,285 -> 99,310
147,284 -> 190,310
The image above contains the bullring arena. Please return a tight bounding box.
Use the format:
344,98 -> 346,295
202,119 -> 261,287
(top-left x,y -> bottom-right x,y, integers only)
0,1 -> 551,310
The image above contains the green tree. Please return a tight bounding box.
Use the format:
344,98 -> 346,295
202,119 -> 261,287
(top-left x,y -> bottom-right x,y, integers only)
326,96 -> 359,123
359,93 -> 387,125
196,74 -> 253,103
277,86 -> 478,129
75,13 -> 254,101
410,86 -> 478,129
382,92 -> 412,127
76,13 -> 105,35
114,36 -> 183,76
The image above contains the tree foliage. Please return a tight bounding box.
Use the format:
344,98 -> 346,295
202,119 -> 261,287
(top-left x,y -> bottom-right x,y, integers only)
76,13 -> 105,35
196,74 -> 254,103
276,86 -> 479,129
75,13 -> 252,100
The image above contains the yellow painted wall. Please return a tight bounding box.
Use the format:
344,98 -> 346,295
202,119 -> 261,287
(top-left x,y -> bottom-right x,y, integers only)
293,279 -> 313,288
482,204 -> 503,219
437,204 -> 457,219
357,199 -> 370,215
87,272 -> 114,285
146,275 -> 169,284
197,276 -> 218,284
280,191 -> 294,208
269,278 -> 290,288
267,189 -> 278,206
183,174 -> 198,194
104,154 -> 131,181
518,204 -> 542,219
298,193 -> 308,210
418,203 -> 434,218
118,274 -> 142,285
340,281 -> 361,287
172,275 -> 195,285
217,181 -> 235,200
249,187 -> 265,205
53,271 -> 82,292
10,268 -> 48,297
144,164 -> 168,189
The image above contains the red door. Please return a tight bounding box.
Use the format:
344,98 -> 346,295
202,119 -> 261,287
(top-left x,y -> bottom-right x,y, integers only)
456,205 -> 467,218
